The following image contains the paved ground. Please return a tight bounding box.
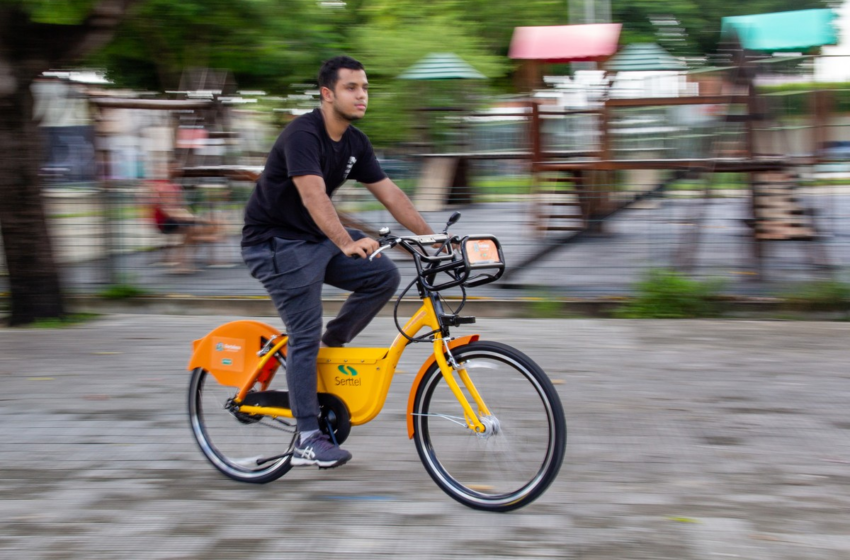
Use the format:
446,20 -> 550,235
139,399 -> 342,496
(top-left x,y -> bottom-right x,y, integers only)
2,315 -> 849,559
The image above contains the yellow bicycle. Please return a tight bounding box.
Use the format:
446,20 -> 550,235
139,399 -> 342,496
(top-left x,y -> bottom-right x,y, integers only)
187,213 -> 566,512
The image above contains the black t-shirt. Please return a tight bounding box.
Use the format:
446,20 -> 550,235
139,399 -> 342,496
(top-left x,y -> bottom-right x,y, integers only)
242,108 -> 386,245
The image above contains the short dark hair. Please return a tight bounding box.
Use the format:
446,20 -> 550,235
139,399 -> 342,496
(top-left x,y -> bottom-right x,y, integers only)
318,56 -> 365,91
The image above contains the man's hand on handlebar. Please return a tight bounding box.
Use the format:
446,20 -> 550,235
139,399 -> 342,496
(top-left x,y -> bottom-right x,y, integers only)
342,237 -> 380,259
434,237 -> 461,255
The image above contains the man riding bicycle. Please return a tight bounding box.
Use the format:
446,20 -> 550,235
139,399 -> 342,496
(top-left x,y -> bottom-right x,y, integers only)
241,56 -> 435,469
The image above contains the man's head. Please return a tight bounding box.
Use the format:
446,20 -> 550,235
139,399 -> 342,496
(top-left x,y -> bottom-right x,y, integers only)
318,56 -> 368,122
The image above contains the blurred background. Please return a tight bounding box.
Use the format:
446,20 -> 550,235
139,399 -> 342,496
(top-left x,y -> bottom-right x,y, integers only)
1,0 -> 850,320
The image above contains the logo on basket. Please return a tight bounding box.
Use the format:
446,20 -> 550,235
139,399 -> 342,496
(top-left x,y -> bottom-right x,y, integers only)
338,365 -> 358,376
215,342 -> 241,352
222,359 -> 233,366
335,365 -> 362,387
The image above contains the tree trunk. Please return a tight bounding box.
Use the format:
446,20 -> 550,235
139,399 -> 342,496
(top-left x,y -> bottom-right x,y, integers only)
0,2 -> 141,325
0,75 -> 65,325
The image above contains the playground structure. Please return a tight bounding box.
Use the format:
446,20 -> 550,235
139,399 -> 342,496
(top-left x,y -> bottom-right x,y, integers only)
405,15 -> 847,285
404,80 -> 843,284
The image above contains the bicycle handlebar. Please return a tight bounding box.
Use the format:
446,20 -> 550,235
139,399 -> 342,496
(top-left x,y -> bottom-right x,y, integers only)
371,230 -> 504,292
372,233 -> 454,259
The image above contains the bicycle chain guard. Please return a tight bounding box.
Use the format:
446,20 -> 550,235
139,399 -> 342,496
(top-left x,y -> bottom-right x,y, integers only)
238,390 -> 352,445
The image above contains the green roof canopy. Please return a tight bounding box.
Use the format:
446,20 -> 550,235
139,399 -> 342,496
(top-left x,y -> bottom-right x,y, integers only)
397,53 -> 486,80
605,43 -> 685,72
721,9 -> 838,52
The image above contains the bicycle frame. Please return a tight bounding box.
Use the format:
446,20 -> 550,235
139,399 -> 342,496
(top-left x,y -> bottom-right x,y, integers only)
187,295 -> 490,437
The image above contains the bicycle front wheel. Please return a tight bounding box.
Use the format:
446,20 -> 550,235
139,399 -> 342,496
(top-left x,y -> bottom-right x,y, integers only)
412,341 -> 566,512
188,367 -> 296,484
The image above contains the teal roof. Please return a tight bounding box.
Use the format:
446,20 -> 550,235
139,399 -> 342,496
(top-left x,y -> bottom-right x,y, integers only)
605,43 -> 685,72
397,53 -> 486,80
721,9 -> 838,52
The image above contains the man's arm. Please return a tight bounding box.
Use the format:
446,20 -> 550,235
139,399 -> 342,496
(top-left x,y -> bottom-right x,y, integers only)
293,175 -> 378,258
364,178 -> 434,236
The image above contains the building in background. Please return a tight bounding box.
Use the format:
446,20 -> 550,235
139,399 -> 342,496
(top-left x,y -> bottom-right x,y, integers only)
817,1 -> 850,82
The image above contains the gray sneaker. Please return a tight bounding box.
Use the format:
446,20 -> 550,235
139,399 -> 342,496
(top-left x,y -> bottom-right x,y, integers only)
291,433 -> 352,469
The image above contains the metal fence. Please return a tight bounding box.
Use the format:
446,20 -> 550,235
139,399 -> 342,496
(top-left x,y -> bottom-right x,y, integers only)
11,169 -> 846,302
2,65 -> 850,301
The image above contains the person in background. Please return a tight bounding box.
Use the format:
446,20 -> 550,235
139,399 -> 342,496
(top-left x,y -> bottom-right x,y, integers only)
151,160 -> 220,273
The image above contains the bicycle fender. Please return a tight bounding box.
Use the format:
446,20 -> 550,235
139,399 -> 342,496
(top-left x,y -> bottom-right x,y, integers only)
187,320 -> 284,388
406,334 -> 480,439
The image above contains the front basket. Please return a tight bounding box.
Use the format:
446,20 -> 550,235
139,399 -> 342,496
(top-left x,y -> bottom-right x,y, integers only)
459,235 -> 505,287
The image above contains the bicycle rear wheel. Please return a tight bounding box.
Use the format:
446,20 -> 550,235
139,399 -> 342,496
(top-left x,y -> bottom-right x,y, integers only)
188,366 -> 296,483
412,341 -> 566,512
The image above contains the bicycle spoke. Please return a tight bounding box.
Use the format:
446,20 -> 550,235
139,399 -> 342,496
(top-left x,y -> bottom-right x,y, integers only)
410,412 -> 468,427
189,368 -> 296,483
256,417 -> 297,433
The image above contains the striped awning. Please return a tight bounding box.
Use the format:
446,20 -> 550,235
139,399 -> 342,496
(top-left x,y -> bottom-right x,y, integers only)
605,43 -> 686,72
397,53 -> 486,80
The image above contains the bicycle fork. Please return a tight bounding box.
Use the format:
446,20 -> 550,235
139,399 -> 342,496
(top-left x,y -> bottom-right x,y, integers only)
432,336 -> 492,435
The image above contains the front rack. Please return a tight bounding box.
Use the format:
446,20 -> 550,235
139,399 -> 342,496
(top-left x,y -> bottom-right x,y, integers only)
378,233 -> 505,292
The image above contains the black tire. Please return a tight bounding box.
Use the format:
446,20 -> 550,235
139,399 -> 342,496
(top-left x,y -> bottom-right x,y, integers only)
188,367 -> 295,483
412,341 -> 566,512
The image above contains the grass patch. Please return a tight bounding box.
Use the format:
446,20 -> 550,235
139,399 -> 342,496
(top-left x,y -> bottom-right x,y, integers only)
49,206 -> 146,220
616,269 -> 725,318
669,176 -> 850,191
98,283 -> 150,300
800,179 -> 850,188
667,174 -> 747,191
473,175 -> 534,195
29,313 -> 99,329
780,280 -> 850,313
525,292 -> 566,318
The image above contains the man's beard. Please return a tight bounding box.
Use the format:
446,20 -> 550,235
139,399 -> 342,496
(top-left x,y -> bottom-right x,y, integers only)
333,104 -> 363,122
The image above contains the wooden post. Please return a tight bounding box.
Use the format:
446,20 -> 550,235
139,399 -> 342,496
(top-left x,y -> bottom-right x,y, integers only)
600,100 -> 611,162
745,83 -> 763,278
517,61 -> 543,92
812,89 -> 832,160
589,101 -> 613,234
745,84 -> 757,159
530,101 -> 541,170
528,101 -> 544,236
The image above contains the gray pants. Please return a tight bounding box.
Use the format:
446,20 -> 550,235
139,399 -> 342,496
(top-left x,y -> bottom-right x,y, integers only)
241,230 -> 401,433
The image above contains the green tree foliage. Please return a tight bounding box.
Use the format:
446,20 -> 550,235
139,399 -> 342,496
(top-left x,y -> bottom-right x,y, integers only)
88,0 -> 335,91
15,0 -> 97,24
86,0 -> 517,146
350,13 -> 506,146
71,0 -> 836,95
355,0 -> 568,57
